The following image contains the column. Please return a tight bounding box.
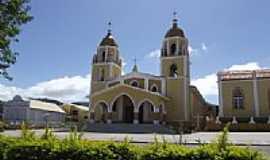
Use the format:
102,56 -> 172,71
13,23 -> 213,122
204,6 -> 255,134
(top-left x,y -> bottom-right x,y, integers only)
176,38 -> 179,55
144,78 -> 149,90
133,112 -> 139,124
252,71 -> 260,117
106,112 -> 112,124
161,78 -> 166,95
166,40 -> 170,56
218,75 -> 224,117
89,112 -> 95,124
153,106 -> 159,125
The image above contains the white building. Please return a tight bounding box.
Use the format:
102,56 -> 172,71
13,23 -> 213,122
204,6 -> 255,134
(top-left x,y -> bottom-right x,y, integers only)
3,95 -> 65,127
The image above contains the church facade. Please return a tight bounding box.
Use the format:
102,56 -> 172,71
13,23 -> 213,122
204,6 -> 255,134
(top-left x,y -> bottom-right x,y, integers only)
88,16 -> 216,128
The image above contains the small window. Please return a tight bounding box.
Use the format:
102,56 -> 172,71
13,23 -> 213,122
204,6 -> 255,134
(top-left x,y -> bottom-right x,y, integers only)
232,87 -> 244,109
84,116 -> 88,119
151,85 -> 158,92
170,64 -> 178,78
130,80 -> 139,87
170,44 -> 176,55
100,69 -> 105,81
72,110 -> 78,116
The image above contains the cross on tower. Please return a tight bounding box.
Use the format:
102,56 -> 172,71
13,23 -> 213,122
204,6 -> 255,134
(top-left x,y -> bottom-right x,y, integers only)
108,21 -> 112,33
133,57 -> 137,66
173,11 -> 177,18
173,11 -> 178,23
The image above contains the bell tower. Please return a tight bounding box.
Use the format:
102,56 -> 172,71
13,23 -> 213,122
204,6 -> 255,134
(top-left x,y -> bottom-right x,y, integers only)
160,13 -> 191,123
91,22 -> 122,94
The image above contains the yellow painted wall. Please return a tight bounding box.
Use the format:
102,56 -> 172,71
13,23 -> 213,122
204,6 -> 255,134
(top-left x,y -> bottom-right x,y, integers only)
222,80 -> 254,117
91,85 -> 166,112
165,78 -> 186,122
124,78 -> 145,89
161,58 -> 184,77
257,79 -> 270,116
149,80 -> 161,93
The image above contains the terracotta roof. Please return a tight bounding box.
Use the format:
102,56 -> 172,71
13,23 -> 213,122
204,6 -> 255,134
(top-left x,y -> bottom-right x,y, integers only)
165,20 -> 185,38
99,32 -> 118,47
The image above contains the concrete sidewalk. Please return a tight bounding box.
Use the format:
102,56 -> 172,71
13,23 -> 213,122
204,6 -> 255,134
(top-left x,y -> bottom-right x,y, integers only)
2,130 -> 270,146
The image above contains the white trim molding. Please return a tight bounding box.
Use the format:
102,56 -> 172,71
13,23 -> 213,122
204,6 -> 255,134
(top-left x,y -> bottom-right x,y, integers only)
137,98 -> 156,113
110,92 -> 136,113
252,72 -> 260,117
218,76 -> 224,117
91,100 -> 110,112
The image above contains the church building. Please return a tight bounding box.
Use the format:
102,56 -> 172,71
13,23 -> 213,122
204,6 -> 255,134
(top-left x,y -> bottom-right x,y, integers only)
88,15 -> 216,128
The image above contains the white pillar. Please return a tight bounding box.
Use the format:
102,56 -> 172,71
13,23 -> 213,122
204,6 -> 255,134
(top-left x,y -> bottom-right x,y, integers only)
161,78 -> 166,95
183,56 -> 188,121
249,116 -> 256,124
153,120 -> 159,125
176,38 -> 179,55
215,116 -> 221,124
232,116 -> 238,124
144,78 -> 149,90
218,75 -> 224,117
107,119 -> 112,124
167,40 -> 170,56
252,71 -> 260,117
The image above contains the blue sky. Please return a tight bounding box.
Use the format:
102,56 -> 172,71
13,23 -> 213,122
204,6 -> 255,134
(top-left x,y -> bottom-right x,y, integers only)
0,0 -> 270,103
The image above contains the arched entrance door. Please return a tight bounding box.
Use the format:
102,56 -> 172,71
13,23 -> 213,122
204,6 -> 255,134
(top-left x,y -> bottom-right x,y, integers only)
138,101 -> 155,124
111,94 -> 135,123
94,102 -> 108,123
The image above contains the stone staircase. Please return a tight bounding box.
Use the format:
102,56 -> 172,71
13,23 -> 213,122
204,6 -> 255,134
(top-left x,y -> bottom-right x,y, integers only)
86,123 -> 175,134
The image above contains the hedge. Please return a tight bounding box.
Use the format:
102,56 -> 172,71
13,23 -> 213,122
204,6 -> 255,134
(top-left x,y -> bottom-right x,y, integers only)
0,126 -> 268,160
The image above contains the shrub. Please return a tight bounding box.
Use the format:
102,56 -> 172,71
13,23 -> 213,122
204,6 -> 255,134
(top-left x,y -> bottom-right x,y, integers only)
0,127 -> 268,160
0,121 -> 5,132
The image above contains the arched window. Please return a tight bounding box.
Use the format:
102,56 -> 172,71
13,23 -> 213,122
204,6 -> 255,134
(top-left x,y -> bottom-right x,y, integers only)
150,84 -> 158,92
130,80 -> 139,87
232,87 -> 244,109
102,51 -> 106,62
170,64 -> 178,78
170,43 -> 176,56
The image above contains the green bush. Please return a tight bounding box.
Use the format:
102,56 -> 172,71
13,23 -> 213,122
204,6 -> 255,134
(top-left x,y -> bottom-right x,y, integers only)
0,127 -> 268,160
0,121 -> 5,132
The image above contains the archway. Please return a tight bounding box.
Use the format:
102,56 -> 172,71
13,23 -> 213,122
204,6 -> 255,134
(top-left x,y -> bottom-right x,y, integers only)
93,102 -> 108,123
138,100 -> 155,123
111,94 -> 135,123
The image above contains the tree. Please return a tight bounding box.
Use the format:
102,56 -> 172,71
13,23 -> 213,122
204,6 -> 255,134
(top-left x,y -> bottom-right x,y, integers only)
0,0 -> 33,80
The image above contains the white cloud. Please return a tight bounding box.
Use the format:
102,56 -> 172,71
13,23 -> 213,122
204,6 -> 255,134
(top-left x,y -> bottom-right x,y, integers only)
145,49 -> 160,59
226,62 -> 262,71
191,73 -> 217,96
201,43 -> 208,51
0,74 -> 91,103
188,45 -> 199,56
191,62 -> 264,103
121,57 -> 126,75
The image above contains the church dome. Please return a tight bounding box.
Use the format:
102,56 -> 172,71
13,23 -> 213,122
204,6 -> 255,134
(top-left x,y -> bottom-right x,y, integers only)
99,32 -> 118,47
165,19 -> 185,38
